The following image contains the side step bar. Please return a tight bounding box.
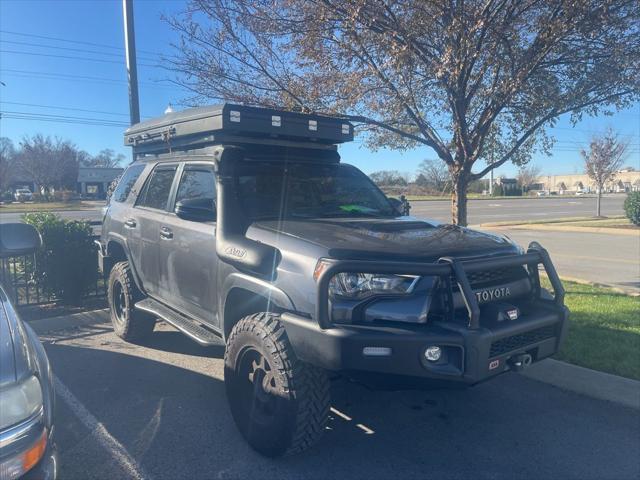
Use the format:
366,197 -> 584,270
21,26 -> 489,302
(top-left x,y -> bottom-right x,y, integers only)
135,298 -> 224,347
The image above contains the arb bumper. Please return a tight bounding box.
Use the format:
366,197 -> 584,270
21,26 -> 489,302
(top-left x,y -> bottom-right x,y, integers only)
281,242 -> 569,385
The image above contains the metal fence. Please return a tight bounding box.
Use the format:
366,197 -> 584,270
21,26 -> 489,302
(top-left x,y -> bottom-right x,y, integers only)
0,253 -> 106,307
0,221 -> 106,307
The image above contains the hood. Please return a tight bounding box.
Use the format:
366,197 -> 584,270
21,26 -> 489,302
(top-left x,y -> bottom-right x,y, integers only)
253,217 -> 520,262
0,287 -> 32,388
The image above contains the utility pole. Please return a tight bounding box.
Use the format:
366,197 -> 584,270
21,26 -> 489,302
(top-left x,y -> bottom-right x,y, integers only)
122,0 -> 140,125
489,150 -> 494,196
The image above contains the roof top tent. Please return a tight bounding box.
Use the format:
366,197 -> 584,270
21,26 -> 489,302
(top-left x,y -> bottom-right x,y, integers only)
124,104 -> 354,162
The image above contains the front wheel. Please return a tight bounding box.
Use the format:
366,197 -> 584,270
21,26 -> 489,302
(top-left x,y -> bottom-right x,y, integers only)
224,312 -> 330,457
107,261 -> 155,341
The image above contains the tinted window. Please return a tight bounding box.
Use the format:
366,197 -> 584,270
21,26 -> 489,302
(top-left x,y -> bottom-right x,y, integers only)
137,166 -> 177,210
237,162 -> 395,219
111,164 -> 144,203
175,165 -> 216,204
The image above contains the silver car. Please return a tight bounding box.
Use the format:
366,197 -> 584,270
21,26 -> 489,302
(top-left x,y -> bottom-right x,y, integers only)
0,224 -> 57,480
13,190 -> 32,203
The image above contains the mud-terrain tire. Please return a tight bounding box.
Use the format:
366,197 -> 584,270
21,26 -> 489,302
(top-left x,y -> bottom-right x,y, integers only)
224,312 -> 330,457
107,261 -> 155,341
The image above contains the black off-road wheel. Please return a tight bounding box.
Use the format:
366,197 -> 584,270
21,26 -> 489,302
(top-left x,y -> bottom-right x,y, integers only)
107,261 -> 155,341
224,312 -> 330,457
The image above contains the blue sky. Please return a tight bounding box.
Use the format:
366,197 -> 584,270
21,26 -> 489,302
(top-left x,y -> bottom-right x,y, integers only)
1,0 -> 639,177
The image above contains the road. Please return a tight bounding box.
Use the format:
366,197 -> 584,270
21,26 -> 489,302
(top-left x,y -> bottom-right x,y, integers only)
411,195 -> 626,224
39,318 -> 640,480
0,195 -> 626,225
487,228 -> 640,293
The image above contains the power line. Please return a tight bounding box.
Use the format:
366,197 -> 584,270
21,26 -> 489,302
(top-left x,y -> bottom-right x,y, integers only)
0,68 -> 177,90
0,49 -> 160,68
0,29 -> 160,56
0,110 -> 129,127
0,101 -> 132,118
0,39 -> 159,62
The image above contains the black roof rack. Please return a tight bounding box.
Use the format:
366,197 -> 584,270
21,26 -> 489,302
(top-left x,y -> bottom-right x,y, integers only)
125,104 -> 354,156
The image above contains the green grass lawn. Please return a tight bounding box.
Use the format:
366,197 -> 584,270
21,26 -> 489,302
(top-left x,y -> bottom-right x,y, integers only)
545,279 -> 640,380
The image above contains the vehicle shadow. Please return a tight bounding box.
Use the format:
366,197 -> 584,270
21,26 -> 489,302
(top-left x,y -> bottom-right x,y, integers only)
133,326 -> 225,358
46,340 -> 640,480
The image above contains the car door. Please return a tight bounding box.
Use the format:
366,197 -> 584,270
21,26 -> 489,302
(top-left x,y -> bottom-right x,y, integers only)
130,163 -> 179,297
159,162 -> 219,325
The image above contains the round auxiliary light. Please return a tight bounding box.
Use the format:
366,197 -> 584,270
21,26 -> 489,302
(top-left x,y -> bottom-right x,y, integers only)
425,346 -> 442,362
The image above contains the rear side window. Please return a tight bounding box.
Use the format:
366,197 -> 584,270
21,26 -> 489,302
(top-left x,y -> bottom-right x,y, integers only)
175,165 -> 216,204
111,164 -> 145,203
137,165 -> 177,210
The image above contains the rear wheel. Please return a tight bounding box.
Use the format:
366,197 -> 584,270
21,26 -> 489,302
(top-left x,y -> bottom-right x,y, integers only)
107,261 -> 155,341
224,312 -> 330,457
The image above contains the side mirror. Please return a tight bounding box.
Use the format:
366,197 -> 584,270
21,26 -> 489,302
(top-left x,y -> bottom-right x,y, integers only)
389,196 -> 411,216
175,198 -> 216,222
0,223 -> 42,258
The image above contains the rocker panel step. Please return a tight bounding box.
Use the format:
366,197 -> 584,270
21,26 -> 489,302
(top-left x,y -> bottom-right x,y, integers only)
135,298 -> 224,346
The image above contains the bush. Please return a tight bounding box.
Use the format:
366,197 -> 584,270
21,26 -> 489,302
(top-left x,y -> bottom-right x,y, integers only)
22,212 -> 99,304
624,192 -> 640,226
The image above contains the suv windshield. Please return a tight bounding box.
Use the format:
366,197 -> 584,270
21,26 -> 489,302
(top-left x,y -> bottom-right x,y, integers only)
237,162 -> 396,219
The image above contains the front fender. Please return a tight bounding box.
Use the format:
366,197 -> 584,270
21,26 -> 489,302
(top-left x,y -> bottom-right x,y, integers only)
105,233 -> 145,294
220,272 -> 296,336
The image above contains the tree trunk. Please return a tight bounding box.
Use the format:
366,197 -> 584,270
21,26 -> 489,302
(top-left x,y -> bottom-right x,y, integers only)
596,187 -> 602,217
451,171 -> 469,226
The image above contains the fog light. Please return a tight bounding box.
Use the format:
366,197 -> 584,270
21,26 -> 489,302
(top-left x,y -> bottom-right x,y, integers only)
362,347 -> 392,357
425,346 -> 442,362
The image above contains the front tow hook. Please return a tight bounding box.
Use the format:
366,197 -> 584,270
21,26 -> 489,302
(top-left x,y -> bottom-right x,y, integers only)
508,353 -> 533,372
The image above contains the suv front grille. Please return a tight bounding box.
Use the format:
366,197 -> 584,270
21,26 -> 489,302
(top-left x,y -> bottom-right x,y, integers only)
489,325 -> 556,358
467,266 -> 527,288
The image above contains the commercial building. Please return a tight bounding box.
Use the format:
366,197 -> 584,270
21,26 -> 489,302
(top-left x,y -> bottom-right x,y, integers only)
7,167 -> 123,199
533,170 -> 640,194
77,167 -> 123,197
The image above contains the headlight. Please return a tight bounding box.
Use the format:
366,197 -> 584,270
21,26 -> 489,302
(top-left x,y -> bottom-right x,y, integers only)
0,376 -> 43,430
329,273 -> 419,300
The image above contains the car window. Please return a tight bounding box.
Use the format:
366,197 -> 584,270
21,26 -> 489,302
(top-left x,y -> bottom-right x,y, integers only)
237,162 -> 395,219
112,164 -> 145,203
136,165 -> 177,210
175,164 -> 216,205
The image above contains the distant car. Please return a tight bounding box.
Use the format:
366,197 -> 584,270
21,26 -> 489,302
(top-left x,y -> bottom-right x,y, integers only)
14,189 -> 33,202
0,224 -> 57,480
535,191 -> 548,197
575,190 -> 586,196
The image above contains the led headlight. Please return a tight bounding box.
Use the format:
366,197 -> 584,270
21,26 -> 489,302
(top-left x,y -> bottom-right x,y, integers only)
0,376 -> 43,430
328,272 -> 419,300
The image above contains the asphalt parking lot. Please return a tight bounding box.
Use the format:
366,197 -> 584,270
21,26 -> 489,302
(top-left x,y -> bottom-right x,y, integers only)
38,317 -> 640,480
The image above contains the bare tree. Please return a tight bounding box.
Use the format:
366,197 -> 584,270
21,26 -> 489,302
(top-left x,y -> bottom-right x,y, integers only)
369,170 -> 408,186
16,135 -> 80,195
517,164 -> 542,192
83,149 -> 126,168
417,159 -> 451,194
581,129 -> 628,217
0,137 -> 16,193
166,0 -> 640,225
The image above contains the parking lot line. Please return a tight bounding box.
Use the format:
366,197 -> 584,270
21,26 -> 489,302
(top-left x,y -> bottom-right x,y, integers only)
53,375 -> 152,480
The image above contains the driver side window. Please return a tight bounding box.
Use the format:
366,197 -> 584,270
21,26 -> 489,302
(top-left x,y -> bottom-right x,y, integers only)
175,164 -> 216,205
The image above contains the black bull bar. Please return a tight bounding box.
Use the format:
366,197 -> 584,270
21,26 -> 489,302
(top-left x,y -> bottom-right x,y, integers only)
314,242 -> 564,329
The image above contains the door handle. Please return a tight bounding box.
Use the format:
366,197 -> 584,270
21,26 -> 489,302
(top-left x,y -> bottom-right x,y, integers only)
124,218 -> 136,228
160,227 -> 173,240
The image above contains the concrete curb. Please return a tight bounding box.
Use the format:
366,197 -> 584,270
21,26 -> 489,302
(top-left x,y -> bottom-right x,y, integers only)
553,276 -> 640,297
485,223 -> 639,236
523,358 -> 640,410
29,309 -> 110,335
28,309 -> 640,409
